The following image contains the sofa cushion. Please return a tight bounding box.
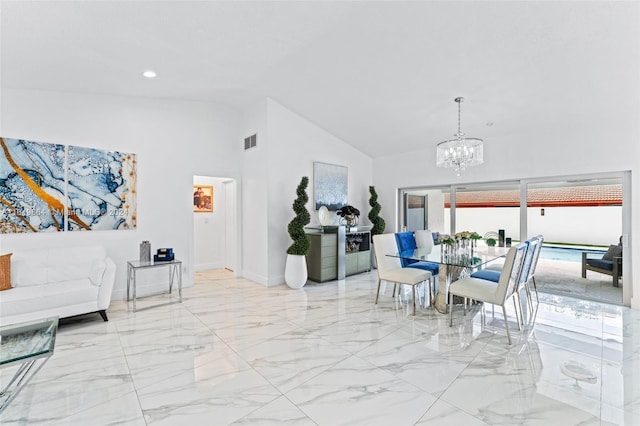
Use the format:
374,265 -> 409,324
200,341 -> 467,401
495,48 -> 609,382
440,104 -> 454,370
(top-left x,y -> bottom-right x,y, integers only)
0,279 -> 98,317
586,258 -> 614,271
47,246 -> 107,283
12,257 -> 48,287
11,246 -> 108,287
602,245 -> 622,261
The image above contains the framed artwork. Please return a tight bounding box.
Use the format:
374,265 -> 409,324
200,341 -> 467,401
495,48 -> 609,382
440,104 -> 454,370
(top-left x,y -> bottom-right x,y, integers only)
0,137 -> 66,233
67,146 -> 137,231
313,162 -> 347,210
0,137 -> 138,233
193,185 -> 214,212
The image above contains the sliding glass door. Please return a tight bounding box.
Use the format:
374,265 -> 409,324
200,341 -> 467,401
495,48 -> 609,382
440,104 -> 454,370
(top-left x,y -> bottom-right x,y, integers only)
451,182 -> 521,243
397,171 -> 629,306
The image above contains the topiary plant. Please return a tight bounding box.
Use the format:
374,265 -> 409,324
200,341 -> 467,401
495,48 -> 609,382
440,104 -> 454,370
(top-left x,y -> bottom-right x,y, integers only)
368,186 -> 386,236
286,176 -> 311,255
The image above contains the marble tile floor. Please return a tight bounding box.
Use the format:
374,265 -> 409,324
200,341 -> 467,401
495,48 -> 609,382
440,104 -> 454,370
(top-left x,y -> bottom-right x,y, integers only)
1,269 -> 639,425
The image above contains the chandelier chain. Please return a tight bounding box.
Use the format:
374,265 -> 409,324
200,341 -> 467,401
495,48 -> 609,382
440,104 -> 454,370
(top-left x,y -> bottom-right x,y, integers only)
457,100 -> 461,135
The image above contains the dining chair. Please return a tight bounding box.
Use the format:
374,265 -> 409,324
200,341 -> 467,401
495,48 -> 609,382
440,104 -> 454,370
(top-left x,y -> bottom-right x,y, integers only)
414,229 -> 435,251
449,243 -> 527,345
414,229 -> 439,299
469,236 -> 543,320
523,235 -> 544,305
394,232 -> 439,273
373,233 -> 432,315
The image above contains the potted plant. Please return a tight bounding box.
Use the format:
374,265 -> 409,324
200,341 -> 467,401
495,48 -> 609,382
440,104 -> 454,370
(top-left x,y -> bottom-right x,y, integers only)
336,205 -> 360,228
486,237 -> 497,247
285,176 -> 311,289
368,186 -> 385,268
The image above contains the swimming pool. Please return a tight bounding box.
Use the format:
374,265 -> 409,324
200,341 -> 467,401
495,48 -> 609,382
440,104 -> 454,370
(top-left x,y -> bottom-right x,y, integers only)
539,246 -> 605,263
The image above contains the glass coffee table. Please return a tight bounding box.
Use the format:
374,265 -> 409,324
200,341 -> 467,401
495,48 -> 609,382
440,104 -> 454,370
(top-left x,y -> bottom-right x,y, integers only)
0,317 -> 58,413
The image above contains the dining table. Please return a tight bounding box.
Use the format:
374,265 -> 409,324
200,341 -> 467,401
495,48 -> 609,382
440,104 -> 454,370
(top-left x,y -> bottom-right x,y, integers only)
388,244 -> 509,314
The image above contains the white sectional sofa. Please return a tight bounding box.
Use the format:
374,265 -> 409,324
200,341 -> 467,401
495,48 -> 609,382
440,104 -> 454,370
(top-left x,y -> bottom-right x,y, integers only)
0,245 -> 116,326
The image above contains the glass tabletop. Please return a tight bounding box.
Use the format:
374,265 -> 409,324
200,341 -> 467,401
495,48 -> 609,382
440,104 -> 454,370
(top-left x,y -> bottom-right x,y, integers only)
0,317 -> 58,367
127,259 -> 182,268
390,244 -> 509,268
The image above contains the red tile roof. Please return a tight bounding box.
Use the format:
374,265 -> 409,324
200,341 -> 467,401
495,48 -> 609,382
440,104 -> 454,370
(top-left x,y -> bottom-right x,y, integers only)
445,185 -> 622,208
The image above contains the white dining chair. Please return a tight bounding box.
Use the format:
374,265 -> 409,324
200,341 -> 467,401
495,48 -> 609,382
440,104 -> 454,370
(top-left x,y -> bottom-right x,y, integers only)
373,233 -> 431,315
449,243 -> 527,344
414,229 -> 434,251
524,235 -> 544,305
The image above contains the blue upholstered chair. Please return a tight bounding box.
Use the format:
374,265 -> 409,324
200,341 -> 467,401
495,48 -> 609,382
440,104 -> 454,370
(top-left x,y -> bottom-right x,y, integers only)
394,232 -> 439,275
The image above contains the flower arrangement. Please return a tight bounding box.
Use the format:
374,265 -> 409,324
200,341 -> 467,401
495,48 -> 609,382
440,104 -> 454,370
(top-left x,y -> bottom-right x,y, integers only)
454,231 -> 482,240
336,205 -> 360,218
438,231 -> 482,246
437,234 -> 456,246
336,205 -> 360,227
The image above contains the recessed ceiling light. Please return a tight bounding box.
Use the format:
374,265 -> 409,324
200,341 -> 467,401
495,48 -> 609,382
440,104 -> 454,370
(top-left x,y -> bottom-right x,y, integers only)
142,70 -> 157,79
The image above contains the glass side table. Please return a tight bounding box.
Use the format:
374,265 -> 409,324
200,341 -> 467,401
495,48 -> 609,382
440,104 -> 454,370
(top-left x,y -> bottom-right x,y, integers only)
0,317 -> 58,413
126,259 -> 182,312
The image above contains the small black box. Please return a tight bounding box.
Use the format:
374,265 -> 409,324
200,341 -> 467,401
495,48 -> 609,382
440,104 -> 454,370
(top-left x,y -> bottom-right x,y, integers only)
154,248 -> 174,261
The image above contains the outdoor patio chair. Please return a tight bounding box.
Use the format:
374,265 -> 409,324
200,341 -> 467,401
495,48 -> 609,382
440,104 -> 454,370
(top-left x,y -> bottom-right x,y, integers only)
582,239 -> 622,287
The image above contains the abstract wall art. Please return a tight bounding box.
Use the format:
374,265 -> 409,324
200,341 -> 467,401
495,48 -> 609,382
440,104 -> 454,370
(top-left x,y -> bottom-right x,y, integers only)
0,137 -> 66,233
67,146 -> 137,231
313,161 -> 347,210
0,137 -> 137,234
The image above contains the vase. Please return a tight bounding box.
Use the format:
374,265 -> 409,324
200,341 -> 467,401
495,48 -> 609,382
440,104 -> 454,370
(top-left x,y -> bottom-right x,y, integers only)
285,254 -> 308,289
139,241 -> 151,262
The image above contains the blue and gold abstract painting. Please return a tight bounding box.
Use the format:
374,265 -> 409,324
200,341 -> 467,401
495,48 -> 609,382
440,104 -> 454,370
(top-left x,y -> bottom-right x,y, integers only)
67,146 -> 137,231
0,137 -> 137,233
0,137 -> 66,233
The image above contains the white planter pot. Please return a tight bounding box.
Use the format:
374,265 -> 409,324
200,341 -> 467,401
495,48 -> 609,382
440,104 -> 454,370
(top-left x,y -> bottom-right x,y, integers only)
285,254 -> 308,289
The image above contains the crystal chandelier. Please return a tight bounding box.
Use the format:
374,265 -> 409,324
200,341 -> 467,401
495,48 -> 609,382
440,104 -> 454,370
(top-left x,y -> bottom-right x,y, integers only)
436,97 -> 484,176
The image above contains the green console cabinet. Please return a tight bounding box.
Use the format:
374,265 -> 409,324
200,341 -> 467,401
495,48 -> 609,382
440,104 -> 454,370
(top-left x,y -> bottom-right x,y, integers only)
306,229 -> 371,283
306,232 -> 338,282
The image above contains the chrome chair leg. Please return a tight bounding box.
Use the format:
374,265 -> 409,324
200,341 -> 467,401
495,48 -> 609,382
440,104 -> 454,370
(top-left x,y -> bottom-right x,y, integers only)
449,291 -> 454,326
502,305 -> 512,345
412,285 -> 416,316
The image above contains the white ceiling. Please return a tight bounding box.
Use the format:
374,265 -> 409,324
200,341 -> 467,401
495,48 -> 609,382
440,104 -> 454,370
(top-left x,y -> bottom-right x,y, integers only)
1,1 -> 638,158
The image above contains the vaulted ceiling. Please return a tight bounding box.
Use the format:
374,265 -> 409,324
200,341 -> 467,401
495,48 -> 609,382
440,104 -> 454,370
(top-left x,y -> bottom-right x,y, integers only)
2,1 -> 638,158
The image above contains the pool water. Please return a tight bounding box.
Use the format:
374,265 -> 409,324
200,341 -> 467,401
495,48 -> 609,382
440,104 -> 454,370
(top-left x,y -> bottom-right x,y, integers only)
539,246 -> 605,263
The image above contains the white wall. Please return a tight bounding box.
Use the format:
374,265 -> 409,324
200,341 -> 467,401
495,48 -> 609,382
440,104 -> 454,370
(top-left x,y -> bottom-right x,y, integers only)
451,206 -> 622,246
239,99 -> 269,285
193,176 -> 229,271
0,88 -> 241,299
267,99 -> 373,286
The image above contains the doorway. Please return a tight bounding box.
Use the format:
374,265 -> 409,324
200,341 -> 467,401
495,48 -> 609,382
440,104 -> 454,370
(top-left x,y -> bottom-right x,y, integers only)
193,175 -> 238,275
